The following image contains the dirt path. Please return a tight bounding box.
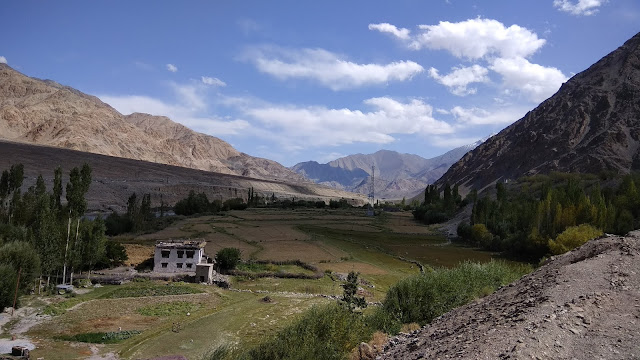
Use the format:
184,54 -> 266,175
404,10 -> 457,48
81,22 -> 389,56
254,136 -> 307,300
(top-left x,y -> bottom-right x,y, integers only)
380,232 -> 640,359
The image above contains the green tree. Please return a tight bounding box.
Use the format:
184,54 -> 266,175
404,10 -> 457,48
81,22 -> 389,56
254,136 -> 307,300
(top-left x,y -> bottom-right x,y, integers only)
215,248 -> 241,273
339,271 -> 367,312
0,264 -> 18,310
51,166 -> 63,212
0,241 -> 41,294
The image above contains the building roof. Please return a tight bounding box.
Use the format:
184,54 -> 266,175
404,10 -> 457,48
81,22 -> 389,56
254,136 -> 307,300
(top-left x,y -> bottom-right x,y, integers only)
155,239 -> 206,249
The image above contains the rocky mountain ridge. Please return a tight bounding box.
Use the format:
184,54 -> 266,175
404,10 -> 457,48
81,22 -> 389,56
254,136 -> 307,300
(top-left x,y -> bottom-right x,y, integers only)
437,31 -> 640,192
0,63 -> 306,184
293,142 -> 482,199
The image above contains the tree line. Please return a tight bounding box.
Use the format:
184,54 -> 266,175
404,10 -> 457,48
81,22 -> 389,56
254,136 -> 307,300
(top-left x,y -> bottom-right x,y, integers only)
455,173 -> 640,260
0,164 -> 126,309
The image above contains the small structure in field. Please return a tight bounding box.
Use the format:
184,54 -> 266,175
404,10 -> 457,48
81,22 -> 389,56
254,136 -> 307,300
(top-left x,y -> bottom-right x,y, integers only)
153,240 -> 216,282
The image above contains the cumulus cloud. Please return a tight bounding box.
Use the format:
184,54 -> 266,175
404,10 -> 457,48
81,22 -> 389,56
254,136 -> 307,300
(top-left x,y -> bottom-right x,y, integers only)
166,63 -> 178,72
368,23 -> 411,40
409,18 -> 546,59
246,46 -> 424,90
554,0 -> 607,16
241,97 -> 453,147
450,105 -> 530,125
428,64 -> 489,96
0,56 -> 7,64
372,18 -> 566,103
490,57 -> 568,102
201,76 -> 226,87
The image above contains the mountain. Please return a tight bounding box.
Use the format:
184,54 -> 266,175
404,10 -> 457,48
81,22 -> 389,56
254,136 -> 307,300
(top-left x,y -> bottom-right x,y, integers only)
380,232 -> 640,359
0,63 -> 306,184
292,142 -> 483,199
0,140 -> 367,212
437,32 -> 640,192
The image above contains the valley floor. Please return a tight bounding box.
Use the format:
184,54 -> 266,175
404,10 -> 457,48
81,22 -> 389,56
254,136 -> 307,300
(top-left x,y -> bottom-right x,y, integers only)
1,208 -> 505,359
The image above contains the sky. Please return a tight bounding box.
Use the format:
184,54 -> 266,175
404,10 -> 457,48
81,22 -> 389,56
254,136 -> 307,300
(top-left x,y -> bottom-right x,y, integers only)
1,1 -> 639,167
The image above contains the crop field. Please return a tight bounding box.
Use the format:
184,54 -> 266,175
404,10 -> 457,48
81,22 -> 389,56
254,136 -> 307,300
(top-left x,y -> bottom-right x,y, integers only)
19,208 -> 507,359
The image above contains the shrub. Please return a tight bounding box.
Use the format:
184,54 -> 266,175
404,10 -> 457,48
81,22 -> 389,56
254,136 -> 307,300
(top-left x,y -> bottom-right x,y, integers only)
239,303 -> 372,360
471,224 -> 494,248
215,248 -> 241,273
548,224 -> 603,255
381,261 -> 530,325
57,330 -> 141,344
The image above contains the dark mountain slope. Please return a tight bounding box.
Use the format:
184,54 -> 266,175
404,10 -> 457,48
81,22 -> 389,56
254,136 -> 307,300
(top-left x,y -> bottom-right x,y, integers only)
437,32 -> 640,192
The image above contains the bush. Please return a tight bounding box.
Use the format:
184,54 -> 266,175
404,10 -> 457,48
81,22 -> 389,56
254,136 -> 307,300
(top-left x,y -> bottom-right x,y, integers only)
239,303 -> 372,360
381,261 -> 530,325
548,224 -> 603,255
215,248 -> 241,273
57,330 -> 141,344
223,198 -> 247,211
471,224 -> 494,248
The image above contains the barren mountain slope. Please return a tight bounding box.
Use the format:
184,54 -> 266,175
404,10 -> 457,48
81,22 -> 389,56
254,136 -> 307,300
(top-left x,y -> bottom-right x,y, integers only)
125,113 -> 307,182
437,31 -> 640,192
381,232 -> 640,359
0,64 -> 306,183
0,140 -> 366,212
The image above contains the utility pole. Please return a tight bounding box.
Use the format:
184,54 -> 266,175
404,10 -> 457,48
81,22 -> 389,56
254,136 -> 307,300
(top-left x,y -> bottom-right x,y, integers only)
368,165 -> 375,216
12,267 -> 21,316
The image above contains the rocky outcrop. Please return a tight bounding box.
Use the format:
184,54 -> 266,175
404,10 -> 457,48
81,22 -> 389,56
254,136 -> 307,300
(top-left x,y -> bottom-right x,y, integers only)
380,232 -> 640,359
0,64 -> 306,184
438,32 -> 640,192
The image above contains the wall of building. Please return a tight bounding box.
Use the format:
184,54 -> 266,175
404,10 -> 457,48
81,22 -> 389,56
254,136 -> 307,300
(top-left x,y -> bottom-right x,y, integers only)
153,246 -> 203,273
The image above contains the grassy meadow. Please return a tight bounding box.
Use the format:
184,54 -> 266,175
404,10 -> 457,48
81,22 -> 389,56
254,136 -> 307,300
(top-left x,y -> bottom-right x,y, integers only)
21,208 -> 514,359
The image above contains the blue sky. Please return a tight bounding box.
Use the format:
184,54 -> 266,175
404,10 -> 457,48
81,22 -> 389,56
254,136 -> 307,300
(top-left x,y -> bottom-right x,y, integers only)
2,1 -> 639,166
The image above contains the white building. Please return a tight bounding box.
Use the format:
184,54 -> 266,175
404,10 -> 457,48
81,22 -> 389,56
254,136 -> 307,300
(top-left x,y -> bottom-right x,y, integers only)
153,240 -> 208,273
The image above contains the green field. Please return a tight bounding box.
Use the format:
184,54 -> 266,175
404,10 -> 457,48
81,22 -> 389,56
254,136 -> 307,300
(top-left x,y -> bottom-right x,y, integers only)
21,208 -> 512,359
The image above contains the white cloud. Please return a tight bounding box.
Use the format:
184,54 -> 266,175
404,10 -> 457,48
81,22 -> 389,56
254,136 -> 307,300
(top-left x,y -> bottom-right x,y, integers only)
241,97 -> 453,147
450,105 -> 529,125
99,82 -> 249,136
317,152 -> 347,163
246,47 -> 424,90
372,19 -> 566,103
171,83 -> 207,110
166,63 -> 178,72
368,23 -> 411,40
554,0 -> 607,16
428,64 -> 489,96
201,76 -> 226,87
409,18 -> 546,59
0,56 -> 7,64
490,57 -> 568,102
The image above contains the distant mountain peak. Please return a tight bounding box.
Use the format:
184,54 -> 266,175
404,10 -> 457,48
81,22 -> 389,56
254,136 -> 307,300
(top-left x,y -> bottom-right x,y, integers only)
292,141 -> 483,198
